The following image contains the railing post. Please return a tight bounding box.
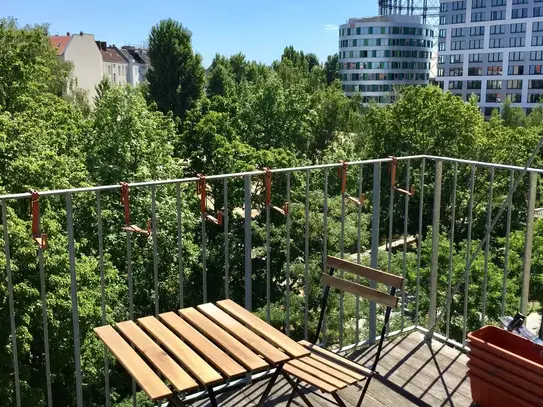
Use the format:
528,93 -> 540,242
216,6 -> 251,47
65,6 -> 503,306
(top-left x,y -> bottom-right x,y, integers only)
429,160 -> 442,329
370,162 -> 381,344
244,175 -> 252,311
521,171 -> 537,317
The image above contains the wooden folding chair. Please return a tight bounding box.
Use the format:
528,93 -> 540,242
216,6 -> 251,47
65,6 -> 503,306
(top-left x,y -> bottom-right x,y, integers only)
283,255 -> 404,407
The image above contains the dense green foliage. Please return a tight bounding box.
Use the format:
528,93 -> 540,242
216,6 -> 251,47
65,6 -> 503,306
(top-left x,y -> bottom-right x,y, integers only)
1,17 -> 543,406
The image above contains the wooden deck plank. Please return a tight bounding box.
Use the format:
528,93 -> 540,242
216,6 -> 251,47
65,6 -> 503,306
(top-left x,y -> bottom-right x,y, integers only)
94,325 -> 172,400
159,311 -> 246,378
216,299 -> 310,358
299,340 -> 373,376
116,320 -> 199,392
138,316 -> 223,386
197,303 -> 289,365
179,307 -> 269,372
287,359 -> 349,389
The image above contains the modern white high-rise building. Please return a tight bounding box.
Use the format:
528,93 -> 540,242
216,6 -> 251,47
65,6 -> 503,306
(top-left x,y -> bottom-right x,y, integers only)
436,0 -> 543,114
339,15 -> 434,104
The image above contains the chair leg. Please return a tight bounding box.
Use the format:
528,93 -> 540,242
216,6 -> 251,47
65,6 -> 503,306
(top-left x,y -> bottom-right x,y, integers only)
208,386 -> 218,407
356,376 -> 373,407
257,364 -> 284,406
282,372 -> 315,407
332,393 -> 348,407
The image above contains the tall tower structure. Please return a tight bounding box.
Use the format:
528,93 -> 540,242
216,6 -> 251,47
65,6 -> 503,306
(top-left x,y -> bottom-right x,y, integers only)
378,0 -> 440,28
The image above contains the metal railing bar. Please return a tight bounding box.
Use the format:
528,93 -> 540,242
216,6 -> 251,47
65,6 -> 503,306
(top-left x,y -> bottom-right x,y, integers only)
176,183 -> 183,308
501,170 -> 514,316
355,164 -> 363,344
244,175 -> 252,311
481,167 -> 494,326
445,162 -> 458,340
285,173 -> 291,335
304,169 -> 310,341
152,186 -> 159,315
400,160 -> 411,332
462,165 -> 476,346
2,199 -> 22,407
66,193 -> 83,407
224,179 -> 229,300
96,192 -> 110,407
415,158 -> 426,326
322,169 -> 329,342
339,166 -> 346,349
369,162 -> 381,343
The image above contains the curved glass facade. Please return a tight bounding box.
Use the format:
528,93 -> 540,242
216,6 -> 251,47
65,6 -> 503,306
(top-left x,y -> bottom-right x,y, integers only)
339,15 -> 434,104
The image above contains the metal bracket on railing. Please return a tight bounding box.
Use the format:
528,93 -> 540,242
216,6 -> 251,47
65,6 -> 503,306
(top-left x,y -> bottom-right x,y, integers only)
120,182 -> 152,236
31,191 -> 48,249
263,168 -> 288,216
389,156 -> 415,196
197,174 -> 223,225
338,161 -> 365,206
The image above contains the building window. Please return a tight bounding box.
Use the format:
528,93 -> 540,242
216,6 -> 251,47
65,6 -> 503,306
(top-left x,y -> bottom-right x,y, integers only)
513,0 -> 528,3
507,80 -> 523,89
509,51 -> 524,61
452,1 -> 466,10
451,41 -> 465,50
452,14 -> 466,24
450,54 -> 464,63
488,52 -> 503,62
487,80 -> 502,89
469,53 -> 483,62
438,42 -> 446,51
509,37 -> 525,47
528,93 -> 543,103
508,65 -> 524,75
439,29 -> 447,38
438,55 -> 445,64
346,28 -> 351,35
471,12 -> 486,22
531,50 -> 543,60
491,0 -> 506,5
507,94 -> 522,102
438,68 -> 445,77
489,38 -> 504,48
534,22 -> 543,32
470,26 -> 485,36
440,2 -> 448,11
491,10 -> 506,20
532,36 -> 543,46
511,8 -> 528,19
449,80 -> 464,89
468,66 -> 483,76
469,39 -> 484,49
535,7 -> 543,17
490,24 -> 506,35
486,93 -> 501,102
467,80 -> 482,89
510,23 -> 526,33
530,80 -> 543,89
472,0 -> 486,7
530,65 -> 543,74
440,16 -> 447,25
452,27 -> 465,37
487,66 -> 503,75
449,67 -> 464,76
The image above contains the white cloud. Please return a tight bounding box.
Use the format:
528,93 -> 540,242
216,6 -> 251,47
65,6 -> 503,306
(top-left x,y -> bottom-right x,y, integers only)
324,24 -> 338,31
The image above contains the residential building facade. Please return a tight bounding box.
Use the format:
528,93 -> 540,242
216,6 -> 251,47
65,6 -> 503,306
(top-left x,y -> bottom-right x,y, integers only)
97,42 -> 129,85
120,46 -> 150,86
50,32 -> 102,102
339,15 -> 434,104
436,0 -> 543,114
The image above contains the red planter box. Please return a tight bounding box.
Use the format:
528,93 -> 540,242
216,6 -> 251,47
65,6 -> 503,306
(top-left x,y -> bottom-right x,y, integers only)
467,326 -> 543,407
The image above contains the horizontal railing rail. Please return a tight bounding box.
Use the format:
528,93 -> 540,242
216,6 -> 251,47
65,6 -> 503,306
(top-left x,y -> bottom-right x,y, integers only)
1,154 -> 540,407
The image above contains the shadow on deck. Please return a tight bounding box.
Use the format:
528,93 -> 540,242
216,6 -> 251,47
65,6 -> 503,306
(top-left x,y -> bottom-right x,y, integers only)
191,331 -> 472,407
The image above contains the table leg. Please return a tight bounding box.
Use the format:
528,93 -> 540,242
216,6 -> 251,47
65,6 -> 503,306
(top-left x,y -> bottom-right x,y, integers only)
332,393 -> 348,407
257,364 -> 283,406
282,372 -> 314,407
208,386 -> 218,407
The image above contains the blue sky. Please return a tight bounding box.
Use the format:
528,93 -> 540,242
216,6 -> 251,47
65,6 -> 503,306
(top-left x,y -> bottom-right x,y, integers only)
3,0 -> 377,67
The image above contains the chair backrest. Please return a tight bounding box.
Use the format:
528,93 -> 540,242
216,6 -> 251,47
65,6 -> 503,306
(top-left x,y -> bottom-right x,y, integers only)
323,256 -> 403,309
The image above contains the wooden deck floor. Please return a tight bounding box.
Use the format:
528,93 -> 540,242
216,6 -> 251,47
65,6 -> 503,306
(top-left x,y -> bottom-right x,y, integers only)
190,331 -> 472,407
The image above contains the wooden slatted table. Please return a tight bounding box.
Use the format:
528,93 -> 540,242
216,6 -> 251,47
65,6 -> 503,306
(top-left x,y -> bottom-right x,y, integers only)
94,299 -> 310,407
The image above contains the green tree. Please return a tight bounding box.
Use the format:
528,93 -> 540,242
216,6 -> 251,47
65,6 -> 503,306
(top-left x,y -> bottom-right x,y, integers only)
324,53 -> 340,85
147,19 -> 205,127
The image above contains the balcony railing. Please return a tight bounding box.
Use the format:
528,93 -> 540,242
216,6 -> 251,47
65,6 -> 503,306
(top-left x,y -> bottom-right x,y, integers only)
0,155 -> 540,406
